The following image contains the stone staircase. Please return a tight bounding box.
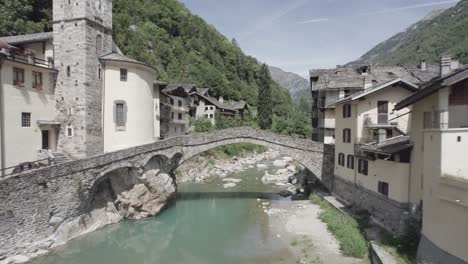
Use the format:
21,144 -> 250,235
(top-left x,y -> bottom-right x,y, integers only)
51,152 -> 71,165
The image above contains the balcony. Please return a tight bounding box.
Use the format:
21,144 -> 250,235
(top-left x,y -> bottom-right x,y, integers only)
0,48 -> 54,69
423,108 -> 468,130
363,113 -> 400,128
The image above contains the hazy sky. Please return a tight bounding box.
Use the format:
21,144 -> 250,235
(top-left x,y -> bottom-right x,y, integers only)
179,0 -> 459,77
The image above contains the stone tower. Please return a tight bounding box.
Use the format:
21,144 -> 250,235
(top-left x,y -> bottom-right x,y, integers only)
53,0 -> 113,158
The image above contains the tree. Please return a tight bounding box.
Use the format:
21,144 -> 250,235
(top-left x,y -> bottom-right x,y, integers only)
257,64 -> 273,130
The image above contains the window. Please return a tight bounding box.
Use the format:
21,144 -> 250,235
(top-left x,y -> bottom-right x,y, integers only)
21,113 -> 31,127
205,114 -> 208,118
178,113 -> 183,120
347,155 -> 354,169
338,153 -> 345,166
205,106 -> 209,111
210,114 -> 214,119
178,100 -> 182,107
114,101 -> 127,129
120,68 -> 128,81
13,67 -> 25,86
170,98 -> 174,105
343,128 -> 351,143
66,125 -> 74,137
358,159 -> 368,175
32,71 -> 43,89
343,104 -> 351,118
96,35 -> 102,54
378,181 -> 389,197
67,66 -> 71,77
98,67 -> 102,79
171,112 -> 174,120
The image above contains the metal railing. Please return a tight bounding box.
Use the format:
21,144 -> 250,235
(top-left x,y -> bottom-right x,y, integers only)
423,109 -> 468,129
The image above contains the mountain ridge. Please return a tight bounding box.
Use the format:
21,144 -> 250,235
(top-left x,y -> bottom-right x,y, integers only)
268,66 -> 310,103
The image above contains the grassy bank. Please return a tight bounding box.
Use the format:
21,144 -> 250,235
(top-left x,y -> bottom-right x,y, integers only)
309,194 -> 369,259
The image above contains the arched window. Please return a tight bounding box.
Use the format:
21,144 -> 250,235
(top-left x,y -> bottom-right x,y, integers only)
96,35 -> 103,54
338,153 -> 345,166
347,155 -> 354,169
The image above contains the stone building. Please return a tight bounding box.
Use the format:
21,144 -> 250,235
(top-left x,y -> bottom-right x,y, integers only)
309,63 -> 440,144
332,78 -> 418,233
395,59 -> 468,264
0,0 -> 160,174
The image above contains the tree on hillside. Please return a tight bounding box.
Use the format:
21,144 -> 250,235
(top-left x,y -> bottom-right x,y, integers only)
257,64 -> 273,130
0,0 -> 52,36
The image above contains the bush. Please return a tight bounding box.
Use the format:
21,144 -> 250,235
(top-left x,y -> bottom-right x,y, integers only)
192,118 -> 215,133
206,143 -> 268,159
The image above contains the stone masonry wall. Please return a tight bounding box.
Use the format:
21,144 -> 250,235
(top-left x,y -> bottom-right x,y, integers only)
0,127 -> 325,260
333,176 -> 412,235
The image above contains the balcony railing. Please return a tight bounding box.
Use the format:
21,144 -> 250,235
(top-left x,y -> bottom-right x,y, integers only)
0,48 -> 53,68
423,109 -> 468,129
363,113 -> 398,127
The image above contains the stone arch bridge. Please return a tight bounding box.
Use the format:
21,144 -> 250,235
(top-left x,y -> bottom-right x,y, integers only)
0,127 -> 334,259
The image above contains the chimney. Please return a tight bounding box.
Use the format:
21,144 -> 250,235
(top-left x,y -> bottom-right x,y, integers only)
219,96 -> 224,104
420,60 -> 427,71
440,56 -> 452,76
363,76 -> 373,89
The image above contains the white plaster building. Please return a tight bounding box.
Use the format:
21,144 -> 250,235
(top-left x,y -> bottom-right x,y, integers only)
334,79 -> 418,204
0,0 -> 161,174
395,61 -> 468,264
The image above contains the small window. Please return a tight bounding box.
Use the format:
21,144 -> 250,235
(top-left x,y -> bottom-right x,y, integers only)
67,66 -> 71,77
347,155 -> 354,169
13,67 -> 25,86
120,69 -> 128,81
66,126 -> 74,137
204,114 -> 208,118
32,71 -> 43,89
178,100 -> 182,107
210,106 -> 214,110
210,114 -> 214,119
343,128 -> 351,143
115,102 -> 126,128
338,153 -> 345,166
170,98 -> 174,105
205,107 -> 209,111
98,67 -> 102,80
21,112 -> 31,127
171,112 -> 174,120
96,35 -> 102,54
378,181 -> 389,197
358,159 -> 368,175
343,104 -> 351,118
178,113 -> 183,120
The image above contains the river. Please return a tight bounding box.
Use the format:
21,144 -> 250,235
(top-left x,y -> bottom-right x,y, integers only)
30,159 -> 303,264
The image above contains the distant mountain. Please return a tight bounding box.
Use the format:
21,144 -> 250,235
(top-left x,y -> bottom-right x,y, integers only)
269,66 -> 310,103
347,0 -> 468,66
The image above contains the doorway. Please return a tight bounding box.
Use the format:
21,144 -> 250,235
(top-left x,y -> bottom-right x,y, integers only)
41,130 -> 49,150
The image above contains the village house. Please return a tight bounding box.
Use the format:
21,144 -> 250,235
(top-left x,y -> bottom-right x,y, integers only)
395,58 -> 467,264
310,63 -> 440,144
333,78 -> 418,233
0,0 -> 160,175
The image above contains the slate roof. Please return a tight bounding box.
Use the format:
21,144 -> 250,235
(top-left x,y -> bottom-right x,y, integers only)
396,66 -> 468,110
194,93 -> 246,111
310,65 -> 440,91
162,84 -> 198,95
333,78 -> 419,106
197,88 -> 209,96
360,136 -> 413,155
99,52 -> 157,72
0,32 -> 53,45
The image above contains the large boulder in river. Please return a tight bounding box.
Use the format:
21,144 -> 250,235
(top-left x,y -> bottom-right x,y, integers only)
278,190 -> 293,197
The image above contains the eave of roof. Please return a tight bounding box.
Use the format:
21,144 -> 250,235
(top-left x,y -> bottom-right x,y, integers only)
0,32 -> 53,45
99,52 -> 157,73
333,78 -> 418,107
395,66 -> 468,110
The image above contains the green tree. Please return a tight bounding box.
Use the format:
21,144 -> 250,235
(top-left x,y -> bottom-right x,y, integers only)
257,64 -> 273,129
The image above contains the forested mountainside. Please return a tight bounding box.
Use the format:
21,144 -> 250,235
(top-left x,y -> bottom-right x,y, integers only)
269,66 -> 310,103
347,0 -> 468,66
0,0 -> 293,116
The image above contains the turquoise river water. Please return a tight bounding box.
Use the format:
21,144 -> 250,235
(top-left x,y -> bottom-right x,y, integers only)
30,163 -> 299,264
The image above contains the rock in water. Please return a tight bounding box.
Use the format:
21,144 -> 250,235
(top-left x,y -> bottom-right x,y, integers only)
291,193 -> 309,201
223,183 -> 237,188
278,190 -> 293,197
273,160 -> 287,167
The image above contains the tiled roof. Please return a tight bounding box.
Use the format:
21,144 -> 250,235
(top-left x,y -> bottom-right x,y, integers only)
360,136 -> 413,155
99,52 -> 156,72
396,66 -> 468,110
310,65 -> 440,91
0,32 -> 53,45
334,78 -> 418,106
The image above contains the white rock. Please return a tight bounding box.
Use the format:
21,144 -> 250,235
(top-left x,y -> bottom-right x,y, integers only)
273,160 -> 287,167
223,183 -> 236,188
286,165 -> 296,173
222,178 -> 242,183
275,169 -> 288,175
256,164 -> 268,170
283,157 -> 294,162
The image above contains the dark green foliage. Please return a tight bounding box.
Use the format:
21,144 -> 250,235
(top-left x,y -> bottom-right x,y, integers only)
0,0 -> 52,36
207,143 -> 268,158
191,118 -> 214,133
349,0 -> 468,66
272,96 -> 312,139
257,64 -> 273,129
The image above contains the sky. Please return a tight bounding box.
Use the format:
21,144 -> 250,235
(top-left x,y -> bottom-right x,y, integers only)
179,0 -> 459,78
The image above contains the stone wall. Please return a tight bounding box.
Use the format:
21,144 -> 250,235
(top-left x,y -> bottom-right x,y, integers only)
0,127 -> 325,261
332,176 -> 411,234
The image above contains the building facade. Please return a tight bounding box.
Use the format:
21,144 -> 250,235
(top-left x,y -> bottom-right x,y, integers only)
396,60 -> 468,264
0,0 -> 160,174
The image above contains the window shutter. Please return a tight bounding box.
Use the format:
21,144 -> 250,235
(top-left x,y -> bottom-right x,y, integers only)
123,102 -> 128,125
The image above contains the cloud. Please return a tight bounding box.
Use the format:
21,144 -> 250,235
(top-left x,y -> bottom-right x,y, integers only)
297,18 -> 330,24
359,0 -> 460,16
